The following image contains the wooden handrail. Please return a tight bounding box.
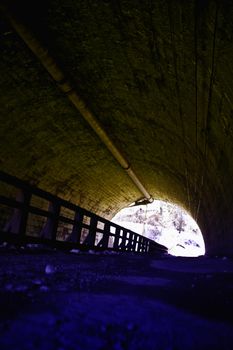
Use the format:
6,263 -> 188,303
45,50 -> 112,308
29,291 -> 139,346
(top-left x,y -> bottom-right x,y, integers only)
0,171 -> 167,254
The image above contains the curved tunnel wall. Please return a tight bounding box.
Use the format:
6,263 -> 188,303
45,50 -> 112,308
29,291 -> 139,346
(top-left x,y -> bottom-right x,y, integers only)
1,0 -> 233,255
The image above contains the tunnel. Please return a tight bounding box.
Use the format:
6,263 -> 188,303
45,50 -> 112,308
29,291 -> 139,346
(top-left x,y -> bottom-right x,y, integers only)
1,0 -> 233,256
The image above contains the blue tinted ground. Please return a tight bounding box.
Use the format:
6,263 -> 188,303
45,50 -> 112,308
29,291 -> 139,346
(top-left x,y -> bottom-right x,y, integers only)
0,246 -> 233,350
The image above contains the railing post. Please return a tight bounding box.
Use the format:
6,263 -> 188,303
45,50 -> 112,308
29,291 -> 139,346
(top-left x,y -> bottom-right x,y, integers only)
126,232 -> 132,251
40,200 -> 60,241
101,222 -> 110,248
68,209 -> 83,243
141,237 -> 145,252
4,188 -> 31,236
131,233 -> 137,252
113,227 -> 120,249
138,236 -> 143,252
142,238 -> 147,252
82,216 -> 97,247
121,229 -> 127,251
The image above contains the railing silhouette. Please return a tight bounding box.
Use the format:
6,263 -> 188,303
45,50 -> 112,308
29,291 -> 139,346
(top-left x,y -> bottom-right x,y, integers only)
0,171 -> 167,254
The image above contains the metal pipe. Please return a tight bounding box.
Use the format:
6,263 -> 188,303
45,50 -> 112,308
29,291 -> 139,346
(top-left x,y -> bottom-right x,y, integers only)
2,7 -> 153,202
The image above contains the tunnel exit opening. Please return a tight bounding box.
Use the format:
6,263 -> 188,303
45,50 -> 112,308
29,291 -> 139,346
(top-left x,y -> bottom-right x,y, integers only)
111,200 -> 205,257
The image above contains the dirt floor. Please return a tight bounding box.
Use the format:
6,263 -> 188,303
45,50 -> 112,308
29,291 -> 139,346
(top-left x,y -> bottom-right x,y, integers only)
0,246 -> 233,349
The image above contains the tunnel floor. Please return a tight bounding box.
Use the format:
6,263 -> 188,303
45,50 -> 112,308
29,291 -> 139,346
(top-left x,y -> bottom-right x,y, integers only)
0,247 -> 233,350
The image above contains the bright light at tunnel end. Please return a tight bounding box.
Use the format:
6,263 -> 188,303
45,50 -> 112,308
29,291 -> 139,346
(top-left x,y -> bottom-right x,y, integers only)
111,200 -> 205,257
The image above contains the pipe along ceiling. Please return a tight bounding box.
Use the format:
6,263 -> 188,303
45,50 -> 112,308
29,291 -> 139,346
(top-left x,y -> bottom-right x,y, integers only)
1,0 -> 233,255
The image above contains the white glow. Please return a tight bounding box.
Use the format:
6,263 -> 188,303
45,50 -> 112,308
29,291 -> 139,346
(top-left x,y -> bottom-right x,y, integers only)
111,200 -> 205,257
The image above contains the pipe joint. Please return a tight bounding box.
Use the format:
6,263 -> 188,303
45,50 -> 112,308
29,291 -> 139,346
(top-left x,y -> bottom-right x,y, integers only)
57,78 -> 74,95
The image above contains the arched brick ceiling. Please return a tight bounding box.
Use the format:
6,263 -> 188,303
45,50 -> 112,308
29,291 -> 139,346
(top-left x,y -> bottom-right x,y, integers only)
1,0 -> 233,255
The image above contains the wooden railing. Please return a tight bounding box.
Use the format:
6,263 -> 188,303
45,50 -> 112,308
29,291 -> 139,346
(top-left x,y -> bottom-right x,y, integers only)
0,171 -> 167,254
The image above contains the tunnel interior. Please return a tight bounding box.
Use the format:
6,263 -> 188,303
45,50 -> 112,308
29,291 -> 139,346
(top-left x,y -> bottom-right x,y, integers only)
1,0 -> 233,256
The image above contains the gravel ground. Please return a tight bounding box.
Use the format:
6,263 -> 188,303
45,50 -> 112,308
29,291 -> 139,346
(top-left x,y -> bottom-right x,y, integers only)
0,246 -> 233,349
